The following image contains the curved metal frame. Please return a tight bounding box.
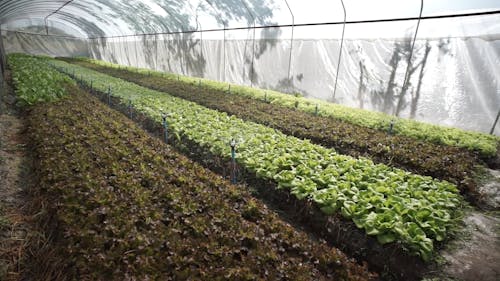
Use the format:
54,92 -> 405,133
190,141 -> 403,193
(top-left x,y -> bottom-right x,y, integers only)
195,3 -> 204,78
397,0 -> 424,116
44,0 -> 74,35
240,0 -> 256,87
491,108 -> 500,135
154,33 -> 158,71
283,0 -> 294,87
134,35 -> 139,69
332,0 -> 346,101
204,0 -> 227,82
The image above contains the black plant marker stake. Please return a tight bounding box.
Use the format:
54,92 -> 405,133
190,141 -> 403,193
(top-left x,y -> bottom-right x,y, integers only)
107,86 -> 111,105
388,120 -> 395,135
128,99 -> 132,118
162,113 -> 169,144
315,104 -> 319,116
230,139 -> 237,184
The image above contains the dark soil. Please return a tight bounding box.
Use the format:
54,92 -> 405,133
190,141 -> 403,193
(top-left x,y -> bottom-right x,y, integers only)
430,211 -> 500,281
25,84 -> 375,280
58,59 -> 500,281
0,71 -> 36,281
84,78 -> 429,281
60,58 -> 497,208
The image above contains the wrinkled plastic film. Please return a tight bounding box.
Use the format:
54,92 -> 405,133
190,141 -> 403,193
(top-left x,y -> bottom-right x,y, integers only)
1,0 -> 499,134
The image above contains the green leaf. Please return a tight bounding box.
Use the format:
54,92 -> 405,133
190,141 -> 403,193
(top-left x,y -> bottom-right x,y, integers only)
377,232 -> 396,244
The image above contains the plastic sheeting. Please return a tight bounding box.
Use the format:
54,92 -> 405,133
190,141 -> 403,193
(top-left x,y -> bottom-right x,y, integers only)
1,0 -> 499,134
3,31 -> 88,57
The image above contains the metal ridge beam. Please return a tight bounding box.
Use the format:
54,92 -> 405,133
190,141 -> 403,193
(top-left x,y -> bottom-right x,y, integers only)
44,0 -> 74,35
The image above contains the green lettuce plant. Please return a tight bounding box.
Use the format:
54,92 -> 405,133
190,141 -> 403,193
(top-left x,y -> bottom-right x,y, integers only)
50,57 -> 464,261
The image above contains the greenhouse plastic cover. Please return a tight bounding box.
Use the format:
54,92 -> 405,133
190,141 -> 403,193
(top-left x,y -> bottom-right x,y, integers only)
0,0 -> 499,134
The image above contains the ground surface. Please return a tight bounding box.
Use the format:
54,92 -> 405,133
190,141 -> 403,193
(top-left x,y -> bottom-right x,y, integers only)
478,169 -> 500,209
0,63 -> 499,280
439,210 -> 500,281
427,167 -> 500,281
0,77 -> 32,280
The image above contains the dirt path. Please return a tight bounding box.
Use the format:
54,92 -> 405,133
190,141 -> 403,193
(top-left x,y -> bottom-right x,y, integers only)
0,74 -> 33,280
436,210 -> 500,281
433,168 -> 500,281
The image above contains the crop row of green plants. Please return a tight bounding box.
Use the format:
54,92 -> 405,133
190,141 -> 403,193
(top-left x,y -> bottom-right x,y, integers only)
70,57 -> 499,157
61,57 -> 480,198
10,55 -> 374,279
8,54 -> 74,105
51,58 -> 464,261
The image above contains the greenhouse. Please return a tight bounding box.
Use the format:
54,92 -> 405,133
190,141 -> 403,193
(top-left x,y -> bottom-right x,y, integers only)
0,0 -> 499,280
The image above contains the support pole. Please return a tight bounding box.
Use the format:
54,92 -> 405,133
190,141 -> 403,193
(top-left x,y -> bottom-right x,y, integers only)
44,0 -> 74,36
195,5 -> 204,78
241,0 -> 256,87
134,35 -> 139,70
223,24 -> 226,82
284,0 -> 295,89
204,0 -> 227,82
397,0 -> 424,116
490,108 -> 500,135
332,0 -> 346,101
154,33 -> 158,71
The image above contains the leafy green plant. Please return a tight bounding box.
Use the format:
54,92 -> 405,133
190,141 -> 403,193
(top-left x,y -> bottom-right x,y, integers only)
50,58 -> 465,261
27,83 -> 374,280
59,57 -> 480,198
8,54 -> 73,105
72,57 -> 499,157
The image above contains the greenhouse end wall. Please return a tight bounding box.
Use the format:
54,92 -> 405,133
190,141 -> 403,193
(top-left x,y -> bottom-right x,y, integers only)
2,31 -> 89,58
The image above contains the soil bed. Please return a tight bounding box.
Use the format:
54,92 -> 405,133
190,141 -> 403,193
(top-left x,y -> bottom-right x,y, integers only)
25,82 -> 375,280
85,78 -> 435,281
0,71 -> 37,280
60,58 -> 497,207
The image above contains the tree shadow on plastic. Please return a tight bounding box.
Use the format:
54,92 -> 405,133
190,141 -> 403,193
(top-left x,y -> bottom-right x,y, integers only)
369,38 -> 437,118
4,29 -> 89,57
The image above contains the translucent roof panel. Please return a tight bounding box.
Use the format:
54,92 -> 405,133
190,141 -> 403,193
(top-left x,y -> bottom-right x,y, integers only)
1,0 -> 500,38
422,0 -> 500,16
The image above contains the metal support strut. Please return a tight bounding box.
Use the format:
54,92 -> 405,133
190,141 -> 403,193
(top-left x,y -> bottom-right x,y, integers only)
491,108 -> 500,135
204,0 -> 227,82
241,0 -> 256,87
44,0 -> 74,35
398,0 -> 424,116
195,4 -> 204,78
332,0 -> 346,101
283,0 -> 294,89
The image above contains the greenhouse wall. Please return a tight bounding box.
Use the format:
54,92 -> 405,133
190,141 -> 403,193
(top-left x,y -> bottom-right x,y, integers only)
2,18 -> 499,135
2,31 -> 89,58
81,33 -> 500,135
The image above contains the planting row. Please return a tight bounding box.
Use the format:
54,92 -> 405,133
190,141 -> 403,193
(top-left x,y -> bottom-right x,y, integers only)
9,54 -> 73,105
11,54 -> 374,280
69,57 -> 499,157
51,57 -> 464,261
62,57 -> 481,198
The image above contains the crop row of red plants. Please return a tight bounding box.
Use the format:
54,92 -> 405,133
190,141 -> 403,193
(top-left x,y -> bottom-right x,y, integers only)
61,58 -> 485,204
27,84 -> 375,280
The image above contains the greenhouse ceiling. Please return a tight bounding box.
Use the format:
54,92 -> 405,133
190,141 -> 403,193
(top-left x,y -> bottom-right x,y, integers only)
1,0 -> 500,38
